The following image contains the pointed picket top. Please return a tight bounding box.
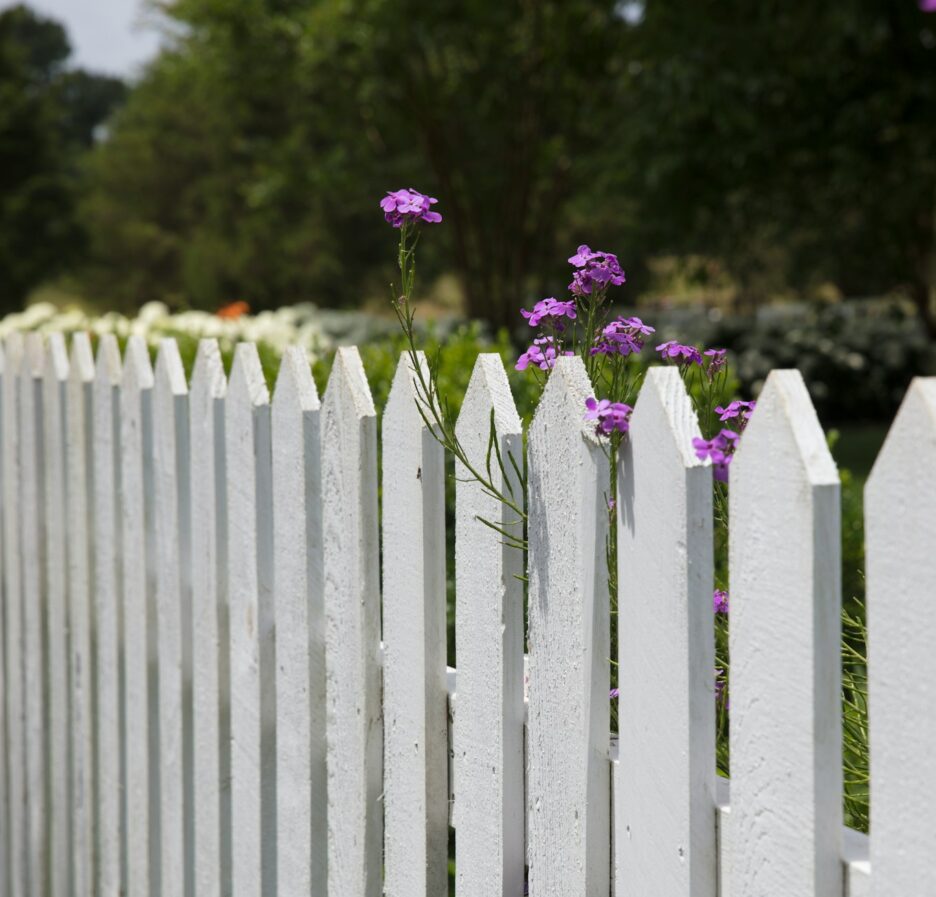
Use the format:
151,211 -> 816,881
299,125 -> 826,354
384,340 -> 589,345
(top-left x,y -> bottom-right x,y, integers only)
865,377 -> 936,896
44,331 -> 69,384
123,334 -> 155,392
384,349 -> 430,427
155,337 -> 188,399
95,333 -> 122,386
616,365 -> 716,897
733,368 -> 837,485
728,368 -> 841,897
69,331 -> 95,384
455,352 -> 521,444
452,352 -> 525,897
191,338 -> 227,401
24,330 -> 45,378
273,345 -> 318,413
229,341 -> 269,408
527,352 -> 610,897
323,345 -> 375,420
530,354 -> 602,444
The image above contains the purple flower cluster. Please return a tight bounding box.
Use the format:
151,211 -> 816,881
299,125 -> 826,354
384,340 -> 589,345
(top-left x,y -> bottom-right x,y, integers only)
568,244 -> 626,296
704,348 -> 728,378
380,188 -> 442,227
592,316 -> 655,357
520,297 -> 577,329
516,336 -> 573,372
713,589 -> 729,615
656,340 -> 703,365
715,400 -> 756,429
584,397 -> 633,435
692,429 -> 739,482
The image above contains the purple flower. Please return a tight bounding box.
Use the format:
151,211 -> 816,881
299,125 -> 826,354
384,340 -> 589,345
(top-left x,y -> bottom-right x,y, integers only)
380,188 -> 442,227
567,244 -> 626,296
584,397 -> 633,435
592,315 -> 655,356
703,348 -> 728,378
656,340 -> 703,366
520,297 -> 578,329
692,429 -> 740,482
713,589 -> 729,615
609,687 -> 620,699
715,669 -> 728,706
921,0 -> 936,11
515,336 -> 572,372
715,400 -> 757,430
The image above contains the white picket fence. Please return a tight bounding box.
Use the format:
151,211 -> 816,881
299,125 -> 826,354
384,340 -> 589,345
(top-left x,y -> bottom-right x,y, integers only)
0,330 -> 931,897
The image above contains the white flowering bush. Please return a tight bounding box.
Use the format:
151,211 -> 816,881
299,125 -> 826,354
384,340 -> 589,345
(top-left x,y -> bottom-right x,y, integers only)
0,300 -> 332,370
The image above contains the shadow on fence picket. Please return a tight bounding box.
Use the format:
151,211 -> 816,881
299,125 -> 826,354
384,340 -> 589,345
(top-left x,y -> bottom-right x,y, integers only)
4,331 -> 926,897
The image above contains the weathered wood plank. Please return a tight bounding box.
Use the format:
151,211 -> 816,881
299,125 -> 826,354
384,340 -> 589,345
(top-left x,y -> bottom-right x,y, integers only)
21,333 -> 48,897
728,369 -> 841,897
153,339 -> 192,897
121,335 -> 158,897
1,335 -> 24,897
322,347 -> 381,897
190,339 -> 229,897
382,352 -> 448,897
67,332 -> 96,897
272,346 -> 326,896
453,353 -> 525,897
526,355 -> 610,896
0,342 -> 7,897
93,334 -> 124,897
866,377 -> 936,897
225,344 -> 275,897
616,366 -> 716,897
44,333 -> 72,897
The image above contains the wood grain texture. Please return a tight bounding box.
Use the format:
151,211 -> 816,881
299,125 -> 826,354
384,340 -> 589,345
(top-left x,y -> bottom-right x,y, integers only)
225,343 -> 275,897
21,333 -> 48,897
382,352 -> 448,897
272,346 -> 326,896
153,339 -> 192,897
527,355 -> 610,897
2,335 -> 25,897
866,377 -> 936,897
190,339 -> 229,897
453,353 -> 525,897
67,333 -> 96,897
322,347 -> 382,897
121,335 -> 157,897
728,369 -> 841,897
93,334 -> 124,897
0,343 -> 8,897
616,366 -> 716,897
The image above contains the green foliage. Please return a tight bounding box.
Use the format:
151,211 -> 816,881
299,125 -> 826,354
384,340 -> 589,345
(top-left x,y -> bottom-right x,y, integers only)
0,5 -> 125,313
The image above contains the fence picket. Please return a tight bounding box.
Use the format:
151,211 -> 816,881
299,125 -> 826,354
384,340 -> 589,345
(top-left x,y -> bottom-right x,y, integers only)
121,335 -> 157,897
190,339 -> 229,897
728,369 -> 841,897
866,377 -> 936,896
527,355 -> 610,896
44,333 -> 71,897
271,346 -> 326,896
67,333 -> 96,897
225,344 -> 275,897
0,342 -> 7,897
616,366 -> 716,897
93,334 -> 124,897
322,347 -> 381,897
153,339 -> 192,897
382,352 -> 448,897
21,333 -> 48,897
453,353 -> 525,897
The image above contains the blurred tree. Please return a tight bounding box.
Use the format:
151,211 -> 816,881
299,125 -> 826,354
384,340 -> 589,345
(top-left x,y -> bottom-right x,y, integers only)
0,5 -> 125,312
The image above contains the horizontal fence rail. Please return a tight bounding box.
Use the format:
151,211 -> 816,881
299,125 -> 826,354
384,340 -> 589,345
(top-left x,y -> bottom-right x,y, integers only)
0,332 -> 924,896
